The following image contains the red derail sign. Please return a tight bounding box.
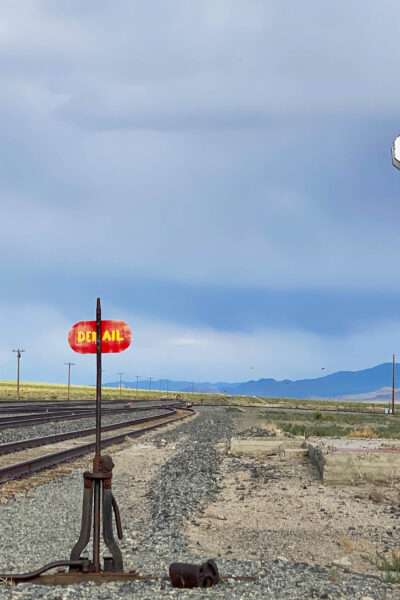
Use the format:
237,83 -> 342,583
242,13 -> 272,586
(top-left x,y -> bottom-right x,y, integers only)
68,320 -> 132,354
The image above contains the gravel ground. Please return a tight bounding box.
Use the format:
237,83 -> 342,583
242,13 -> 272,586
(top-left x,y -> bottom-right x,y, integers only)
0,408 -> 397,599
0,409 -> 168,444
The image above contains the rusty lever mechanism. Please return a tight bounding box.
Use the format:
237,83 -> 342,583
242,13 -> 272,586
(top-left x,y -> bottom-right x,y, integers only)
69,454 -> 124,573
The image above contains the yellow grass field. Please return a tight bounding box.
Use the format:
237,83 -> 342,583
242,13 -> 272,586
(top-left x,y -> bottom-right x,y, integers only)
0,381 -> 164,403
0,380 -> 386,412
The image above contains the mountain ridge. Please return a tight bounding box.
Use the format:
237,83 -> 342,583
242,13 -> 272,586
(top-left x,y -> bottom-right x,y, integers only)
106,362 -> 398,399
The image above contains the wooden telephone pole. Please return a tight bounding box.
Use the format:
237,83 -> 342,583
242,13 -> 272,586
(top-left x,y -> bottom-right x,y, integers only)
12,348 -> 25,400
65,362 -> 75,401
392,354 -> 396,415
117,372 -> 124,401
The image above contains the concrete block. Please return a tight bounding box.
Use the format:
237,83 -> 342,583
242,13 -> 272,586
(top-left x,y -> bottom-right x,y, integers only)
230,437 -> 304,457
283,447 -> 309,459
308,438 -> 400,484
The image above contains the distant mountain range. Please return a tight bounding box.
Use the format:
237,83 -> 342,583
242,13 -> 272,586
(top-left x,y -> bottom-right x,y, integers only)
106,362 -> 398,400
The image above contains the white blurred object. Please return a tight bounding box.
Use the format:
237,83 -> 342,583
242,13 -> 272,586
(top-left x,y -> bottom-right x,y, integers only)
392,136 -> 400,169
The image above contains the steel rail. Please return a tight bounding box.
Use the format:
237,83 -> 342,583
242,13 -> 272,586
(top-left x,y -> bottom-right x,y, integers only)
0,408 -> 175,456
0,399 -> 168,410
0,408 -> 194,485
0,400 -> 182,415
0,400 -> 172,414
0,404 -> 167,419
0,407 -> 126,416
0,407 -> 89,414
0,401 -> 122,409
0,403 -> 114,413
0,404 -> 179,430
0,410 -> 98,424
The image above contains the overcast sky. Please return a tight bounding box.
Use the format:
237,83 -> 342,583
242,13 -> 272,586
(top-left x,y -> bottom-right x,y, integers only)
1,1 -> 400,385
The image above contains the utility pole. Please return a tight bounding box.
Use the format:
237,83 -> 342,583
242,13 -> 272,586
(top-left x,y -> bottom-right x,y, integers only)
148,376 -> 152,392
64,362 -> 75,402
136,375 -> 139,400
166,379 -> 169,396
392,354 -> 396,415
12,349 -> 25,401
117,372 -> 124,401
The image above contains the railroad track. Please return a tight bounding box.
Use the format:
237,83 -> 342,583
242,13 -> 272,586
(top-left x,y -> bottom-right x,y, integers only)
0,399 -> 172,412
0,408 -> 175,456
0,402 -> 110,413
0,402 -> 181,430
0,407 -> 194,485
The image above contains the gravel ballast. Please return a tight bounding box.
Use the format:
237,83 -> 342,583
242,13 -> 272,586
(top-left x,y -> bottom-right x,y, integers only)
0,408 -> 397,599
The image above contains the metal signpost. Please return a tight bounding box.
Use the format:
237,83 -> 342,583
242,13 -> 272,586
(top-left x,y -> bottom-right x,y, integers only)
67,298 -> 132,574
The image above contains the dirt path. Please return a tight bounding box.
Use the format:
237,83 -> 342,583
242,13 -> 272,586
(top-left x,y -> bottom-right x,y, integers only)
185,441 -> 400,576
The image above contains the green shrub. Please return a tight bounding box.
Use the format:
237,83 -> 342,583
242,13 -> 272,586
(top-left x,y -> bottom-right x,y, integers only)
375,550 -> 400,583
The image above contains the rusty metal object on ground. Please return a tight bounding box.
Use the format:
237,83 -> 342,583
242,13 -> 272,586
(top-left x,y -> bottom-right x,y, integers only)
0,569 -> 256,587
169,559 -> 220,588
0,560 -> 89,583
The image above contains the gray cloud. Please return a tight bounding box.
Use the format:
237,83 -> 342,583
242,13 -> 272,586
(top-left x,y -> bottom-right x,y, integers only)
1,299 -> 399,384
1,1 -> 400,380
